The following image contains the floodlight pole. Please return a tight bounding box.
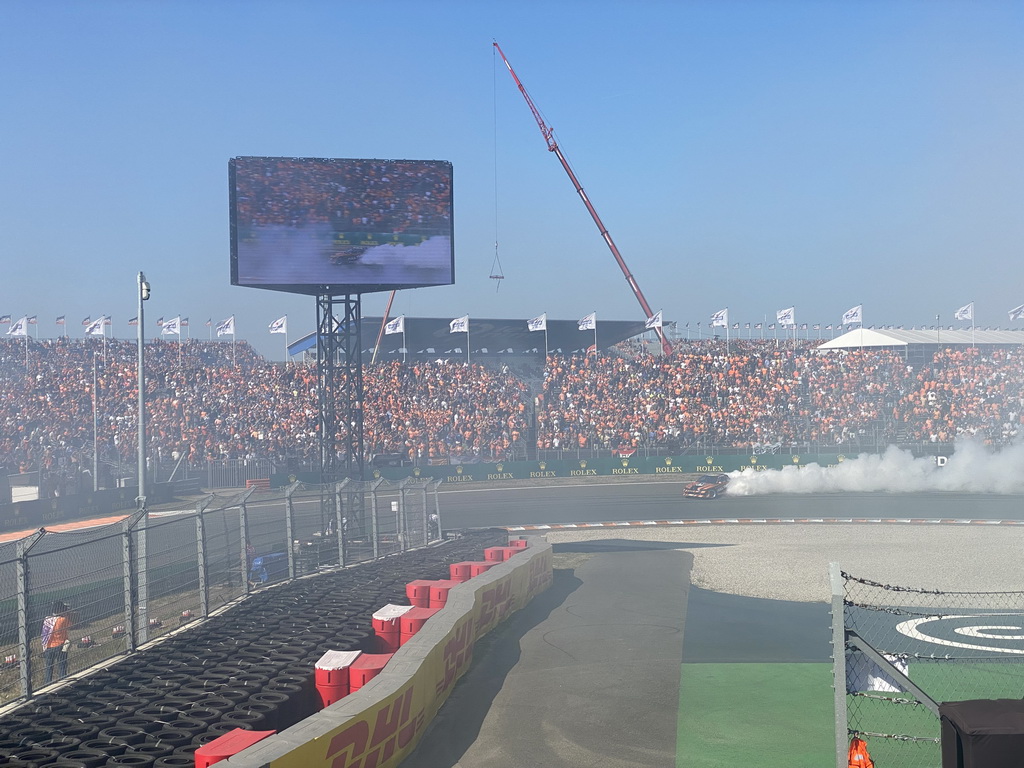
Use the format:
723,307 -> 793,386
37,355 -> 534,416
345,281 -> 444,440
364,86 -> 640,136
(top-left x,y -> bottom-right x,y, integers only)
92,355 -> 99,492
137,272 -> 150,509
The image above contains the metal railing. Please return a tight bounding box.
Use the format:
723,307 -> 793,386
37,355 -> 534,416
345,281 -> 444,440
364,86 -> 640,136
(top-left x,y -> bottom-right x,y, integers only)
0,477 -> 442,707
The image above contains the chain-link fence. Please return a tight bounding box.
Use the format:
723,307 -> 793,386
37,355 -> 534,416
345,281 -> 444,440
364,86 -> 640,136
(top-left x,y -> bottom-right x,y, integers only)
0,477 -> 442,707
832,563 -> 1024,768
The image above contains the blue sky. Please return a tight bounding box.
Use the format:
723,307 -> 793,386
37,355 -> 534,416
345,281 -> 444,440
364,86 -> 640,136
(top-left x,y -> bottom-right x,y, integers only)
2,1 -> 1021,359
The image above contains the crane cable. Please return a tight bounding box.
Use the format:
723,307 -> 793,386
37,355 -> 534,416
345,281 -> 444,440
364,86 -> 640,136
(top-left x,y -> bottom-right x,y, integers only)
489,43 -> 505,290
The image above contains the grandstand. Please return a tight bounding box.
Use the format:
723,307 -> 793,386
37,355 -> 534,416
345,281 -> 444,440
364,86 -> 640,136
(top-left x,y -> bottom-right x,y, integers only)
1,331 -> 1023,494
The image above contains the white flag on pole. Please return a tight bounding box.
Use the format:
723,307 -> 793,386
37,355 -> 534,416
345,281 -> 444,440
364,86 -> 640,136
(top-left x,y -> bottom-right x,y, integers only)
954,302 -> 974,321
269,315 -> 287,334
216,316 -> 235,337
776,307 -> 795,326
577,312 -> 596,331
709,308 -> 728,328
161,316 -> 181,336
644,310 -> 663,330
527,313 -> 547,332
1009,304 -> 1024,322
6,316 -> 28,337
449,315 -> 469,334
842,305 -> 863,325
384,316 -> 405,335
85,316 -> 107,336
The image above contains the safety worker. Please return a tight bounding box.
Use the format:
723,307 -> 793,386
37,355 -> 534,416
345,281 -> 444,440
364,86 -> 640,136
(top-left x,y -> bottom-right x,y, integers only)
41,601 -> 71,684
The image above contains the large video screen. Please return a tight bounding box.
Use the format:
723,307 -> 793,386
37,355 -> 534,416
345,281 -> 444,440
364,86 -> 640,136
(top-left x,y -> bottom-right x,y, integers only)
230,157 -> 454,294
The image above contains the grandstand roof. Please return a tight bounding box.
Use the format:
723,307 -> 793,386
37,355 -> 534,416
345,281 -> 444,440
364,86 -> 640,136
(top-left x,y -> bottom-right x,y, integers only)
288,317 -> 653,358
818,328 -> 1024,349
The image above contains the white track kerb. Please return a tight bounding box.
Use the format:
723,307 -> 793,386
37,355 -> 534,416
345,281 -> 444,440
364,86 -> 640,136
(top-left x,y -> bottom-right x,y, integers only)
224,539 -> 554,768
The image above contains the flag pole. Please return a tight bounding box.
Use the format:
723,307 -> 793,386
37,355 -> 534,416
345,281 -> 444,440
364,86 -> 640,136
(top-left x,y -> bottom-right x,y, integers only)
466,322 -> 471,365
403,325 -> 407,364
544,326 -> 548,363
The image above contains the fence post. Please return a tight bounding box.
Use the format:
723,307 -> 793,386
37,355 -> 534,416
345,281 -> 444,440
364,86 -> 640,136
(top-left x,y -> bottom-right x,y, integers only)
830,562 -> 848,768
284,482 -> 299,580
370,479 -> 383,559
430,479 -> 443,538
195,495 -> 214,618
419,481 -> 429,545
397,478 -> 410,551
121,509 -> 146,652
238,487 -> 256,595
336,478 -> 352,565
16,529 -> 44,700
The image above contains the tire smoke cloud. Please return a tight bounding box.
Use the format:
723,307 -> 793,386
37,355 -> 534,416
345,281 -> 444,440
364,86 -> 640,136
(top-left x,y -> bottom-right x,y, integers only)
726,442 -> 1024,495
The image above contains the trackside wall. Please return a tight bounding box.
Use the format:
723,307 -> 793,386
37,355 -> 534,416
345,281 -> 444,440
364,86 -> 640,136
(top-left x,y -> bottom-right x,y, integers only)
271,452 -> 875,487
224,539 -> 554,768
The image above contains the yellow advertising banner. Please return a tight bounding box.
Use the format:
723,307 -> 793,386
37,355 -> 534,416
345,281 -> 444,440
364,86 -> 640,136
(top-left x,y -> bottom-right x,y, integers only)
263,543 -> 553,768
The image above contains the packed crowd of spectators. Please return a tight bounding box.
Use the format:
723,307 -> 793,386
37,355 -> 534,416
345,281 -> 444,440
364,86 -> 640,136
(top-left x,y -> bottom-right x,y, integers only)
893,347 -> 1024,444
0,338 -> 526,480
536,341 -> 917,452
1,337 -> 1022,487
234,158 -> 451,236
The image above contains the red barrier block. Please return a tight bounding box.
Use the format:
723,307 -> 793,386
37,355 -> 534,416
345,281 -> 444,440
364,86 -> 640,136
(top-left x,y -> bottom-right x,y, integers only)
470,561 -> 497,577
194,728 -> 276,767
449,561 -> 475,582
429,579 -> 461,608
372,604 -> 414,653
314,649 -> 361,708
483,547 -> 506,563
406,579 -> 434,608
509,538 -> 529,549
349,653 -> 393,693
485,546 -> 519,562
399,606 -> 441,646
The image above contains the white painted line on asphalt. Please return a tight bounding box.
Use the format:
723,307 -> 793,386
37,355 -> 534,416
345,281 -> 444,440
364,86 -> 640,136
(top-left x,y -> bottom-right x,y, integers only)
503,517 -> 1024,531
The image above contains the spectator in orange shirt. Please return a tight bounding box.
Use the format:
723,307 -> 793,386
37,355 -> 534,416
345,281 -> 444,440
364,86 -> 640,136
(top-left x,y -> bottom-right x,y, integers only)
41,600 -> 71,684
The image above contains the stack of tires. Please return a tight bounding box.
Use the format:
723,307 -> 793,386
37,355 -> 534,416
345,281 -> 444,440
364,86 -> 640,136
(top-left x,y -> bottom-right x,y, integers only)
0,530 -> 507,767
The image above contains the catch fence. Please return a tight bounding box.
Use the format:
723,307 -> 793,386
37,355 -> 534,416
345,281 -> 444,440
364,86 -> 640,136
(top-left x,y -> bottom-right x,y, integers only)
0,477 -> 442,707
832,563 -> 1024,768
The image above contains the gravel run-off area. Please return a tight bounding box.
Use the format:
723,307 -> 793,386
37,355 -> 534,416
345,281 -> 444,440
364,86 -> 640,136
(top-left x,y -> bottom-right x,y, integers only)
545,524 -> 1024,602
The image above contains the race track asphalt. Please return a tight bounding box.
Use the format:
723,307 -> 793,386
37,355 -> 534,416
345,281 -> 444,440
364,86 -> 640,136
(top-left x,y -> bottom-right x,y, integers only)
402,483 -> 1024,768
436,480 -> 1024,529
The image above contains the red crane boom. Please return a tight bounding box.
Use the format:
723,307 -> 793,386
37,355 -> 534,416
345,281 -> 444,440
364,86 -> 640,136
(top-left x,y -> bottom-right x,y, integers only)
493,41 -> 672,355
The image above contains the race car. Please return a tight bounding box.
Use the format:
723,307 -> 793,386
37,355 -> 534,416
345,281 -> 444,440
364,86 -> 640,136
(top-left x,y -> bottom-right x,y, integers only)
682,473 -> 730,499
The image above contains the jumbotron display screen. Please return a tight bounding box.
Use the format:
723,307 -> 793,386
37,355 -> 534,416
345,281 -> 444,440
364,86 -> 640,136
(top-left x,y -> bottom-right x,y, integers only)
230,157 -> 454,295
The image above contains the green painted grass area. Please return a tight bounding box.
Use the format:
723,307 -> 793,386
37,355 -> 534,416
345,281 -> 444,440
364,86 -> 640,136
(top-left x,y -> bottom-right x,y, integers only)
678,663 -> 834,768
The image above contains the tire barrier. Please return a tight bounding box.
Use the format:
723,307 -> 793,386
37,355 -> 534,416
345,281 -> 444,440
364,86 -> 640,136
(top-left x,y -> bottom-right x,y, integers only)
0,530 -> 509,766
226,537 -> 553,768
56,749 -> 111,767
